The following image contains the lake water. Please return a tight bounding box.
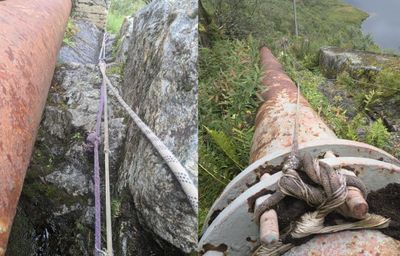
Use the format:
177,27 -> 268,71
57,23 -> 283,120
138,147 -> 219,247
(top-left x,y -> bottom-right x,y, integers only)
344,0 -> 400,52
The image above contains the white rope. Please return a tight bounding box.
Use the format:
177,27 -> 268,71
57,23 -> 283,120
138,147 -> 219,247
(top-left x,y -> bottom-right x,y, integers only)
252,242 -> 294,256
99,69 -> 198,213
99,30 -> 114,255
292,213 -> 390,238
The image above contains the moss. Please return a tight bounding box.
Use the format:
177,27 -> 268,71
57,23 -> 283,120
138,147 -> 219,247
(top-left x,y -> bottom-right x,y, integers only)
106,63 -> 124,76
63,18 -> 78,47
71,131 -> 83,141
6,207 -> 37,255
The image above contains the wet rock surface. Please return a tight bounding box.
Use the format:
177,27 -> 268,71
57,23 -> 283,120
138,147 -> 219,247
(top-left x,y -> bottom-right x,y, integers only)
118,0 -> 198,253
58,20 -> 103,64
7,60 -> 128,255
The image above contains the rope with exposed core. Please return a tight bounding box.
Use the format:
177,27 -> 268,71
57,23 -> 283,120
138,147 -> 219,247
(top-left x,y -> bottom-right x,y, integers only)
253,82 -> 390,256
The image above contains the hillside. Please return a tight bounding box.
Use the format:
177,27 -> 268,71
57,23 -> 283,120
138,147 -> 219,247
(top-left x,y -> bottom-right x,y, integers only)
199,0 -> 400,229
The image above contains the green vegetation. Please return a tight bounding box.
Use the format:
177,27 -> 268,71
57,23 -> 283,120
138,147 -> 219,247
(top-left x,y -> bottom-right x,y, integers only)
106,63 -> 124,76
111,199 -> 122,218
199,38 -> 261,224
71,132 -> 82,141
63,18 -> 78,47
107,0 -> 146,34
199,0 -> 397,229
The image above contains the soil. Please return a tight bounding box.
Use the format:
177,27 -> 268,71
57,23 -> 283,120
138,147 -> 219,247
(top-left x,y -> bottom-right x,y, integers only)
367,183 -> 400,240
275,183 -> 400,244
274,197 -> 314,245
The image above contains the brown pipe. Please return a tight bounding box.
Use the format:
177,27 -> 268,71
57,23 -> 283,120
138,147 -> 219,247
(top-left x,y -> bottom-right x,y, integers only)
0,0 -> 71,253
250,47 -> 336,163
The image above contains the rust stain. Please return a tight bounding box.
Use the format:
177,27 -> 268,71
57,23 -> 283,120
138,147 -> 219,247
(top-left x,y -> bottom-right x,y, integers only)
201,243 -> 228,255
0,0 -> 71,253
247,188 -> 273,213
249,47 -> 337,163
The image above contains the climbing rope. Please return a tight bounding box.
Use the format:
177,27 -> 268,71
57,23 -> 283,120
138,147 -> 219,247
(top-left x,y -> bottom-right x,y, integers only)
99,67 -> 198,213
99,33 -> 114,256
88,36 -> 107,254
89,3 -> 197,254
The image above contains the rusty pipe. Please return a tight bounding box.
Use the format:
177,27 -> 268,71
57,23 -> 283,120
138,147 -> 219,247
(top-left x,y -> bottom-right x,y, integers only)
250,47 -> 400,254
0,0 -> 71,253
250,47 -> 336,163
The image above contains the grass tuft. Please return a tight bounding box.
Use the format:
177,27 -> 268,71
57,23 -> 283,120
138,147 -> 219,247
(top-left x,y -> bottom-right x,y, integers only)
199,37 -> 261,229
106,0 -> 146,34
63,18 -> 78,47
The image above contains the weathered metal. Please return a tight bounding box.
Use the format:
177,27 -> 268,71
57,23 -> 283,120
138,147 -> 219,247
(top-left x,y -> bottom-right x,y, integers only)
250,47 -> 336,163
200,47 -> 400,255
0,0 -> 71,253
199,157 -> 400,255
202,139 -> 400,232
284,230 -> 400,256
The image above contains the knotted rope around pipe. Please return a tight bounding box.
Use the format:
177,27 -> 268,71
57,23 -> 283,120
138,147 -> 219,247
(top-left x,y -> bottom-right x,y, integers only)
253,154 -> 390,256
255,155 -> 390,238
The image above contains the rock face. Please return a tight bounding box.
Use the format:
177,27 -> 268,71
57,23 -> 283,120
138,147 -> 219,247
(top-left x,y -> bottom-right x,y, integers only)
115,16 -> 134,64
318,46 -> 400,156
319,46 -> 397,79
117,0 -> 198,253
7,3 -> 168,255
72,0 -> 109,28
7,0 -> 198,255
7,60 -> 128,255
58,20 -> 103,64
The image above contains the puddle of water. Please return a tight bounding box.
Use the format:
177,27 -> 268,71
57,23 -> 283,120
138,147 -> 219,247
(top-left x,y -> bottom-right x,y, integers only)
344,0 -> 400,52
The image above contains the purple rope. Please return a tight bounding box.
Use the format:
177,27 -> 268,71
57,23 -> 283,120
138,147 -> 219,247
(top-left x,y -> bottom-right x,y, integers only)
86,33 -> 107,255
85,33 -> 108,255
89,70 -> 106,255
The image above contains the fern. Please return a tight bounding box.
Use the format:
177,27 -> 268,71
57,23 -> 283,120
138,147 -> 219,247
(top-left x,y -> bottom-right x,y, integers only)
204,126 -> 243,169
363,89 -> 382,112
365,119 -> 390,148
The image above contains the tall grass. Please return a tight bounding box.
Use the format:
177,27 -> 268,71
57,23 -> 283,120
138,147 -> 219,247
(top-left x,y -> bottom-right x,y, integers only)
199,37 -> 261,228
199,0 -> 395,231
106,0 -> 146,34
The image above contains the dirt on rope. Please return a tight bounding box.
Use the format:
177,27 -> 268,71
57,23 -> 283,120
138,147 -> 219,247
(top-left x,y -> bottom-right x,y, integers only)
272,183 -> 400,246
367,183 -> 400,240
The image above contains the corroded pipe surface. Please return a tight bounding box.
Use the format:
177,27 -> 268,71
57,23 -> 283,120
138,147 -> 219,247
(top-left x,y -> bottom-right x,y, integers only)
284,230 -> 400,256
250,47 -> 336,163
250,47 -> 400,255
0,0 -> 71,253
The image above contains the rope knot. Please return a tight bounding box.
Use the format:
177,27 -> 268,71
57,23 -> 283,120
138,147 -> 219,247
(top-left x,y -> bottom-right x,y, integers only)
87,132 -> 101,146
254,152 -> 390,241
